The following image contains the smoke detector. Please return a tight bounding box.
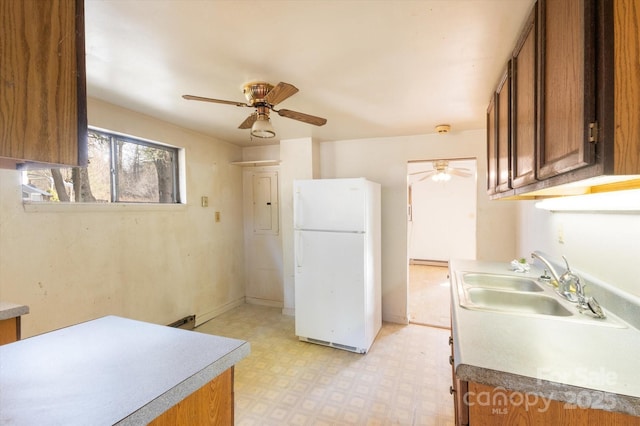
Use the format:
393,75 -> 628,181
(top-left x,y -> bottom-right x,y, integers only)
435,124 -> 451,134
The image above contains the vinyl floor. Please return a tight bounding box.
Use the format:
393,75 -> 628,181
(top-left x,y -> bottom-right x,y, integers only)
196,304 -> 455,426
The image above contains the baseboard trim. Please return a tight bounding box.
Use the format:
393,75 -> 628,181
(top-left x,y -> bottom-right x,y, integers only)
409,320 -> 451,330
195,297 -> 245,327
409,259 -> 449,267
383,313 -> 409,325
245,297 -> 284,308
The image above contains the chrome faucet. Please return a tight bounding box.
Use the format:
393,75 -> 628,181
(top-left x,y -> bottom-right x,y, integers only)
530,253 -> 579,302
530,252 -> 606,319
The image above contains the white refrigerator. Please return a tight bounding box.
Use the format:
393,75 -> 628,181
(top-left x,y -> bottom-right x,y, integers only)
293,178 -> 381,353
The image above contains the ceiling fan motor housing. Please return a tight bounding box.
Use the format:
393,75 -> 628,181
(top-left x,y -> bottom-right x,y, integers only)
243,82 -> 274,105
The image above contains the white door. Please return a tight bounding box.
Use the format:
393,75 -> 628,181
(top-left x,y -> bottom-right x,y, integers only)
295,230 -> 365,347
243,170 -> 283,305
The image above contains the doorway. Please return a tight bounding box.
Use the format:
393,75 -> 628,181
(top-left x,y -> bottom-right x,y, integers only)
407,158 -> 477,327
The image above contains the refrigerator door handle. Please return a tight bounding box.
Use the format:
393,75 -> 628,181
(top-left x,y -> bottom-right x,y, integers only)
294,188 -> 302,229
295,232 -> 303,267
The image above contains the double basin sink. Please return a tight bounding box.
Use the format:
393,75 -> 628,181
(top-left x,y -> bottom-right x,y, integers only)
457,272 -> 625,328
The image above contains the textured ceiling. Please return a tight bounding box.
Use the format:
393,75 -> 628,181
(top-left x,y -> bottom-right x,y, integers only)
85,0 -> 534,147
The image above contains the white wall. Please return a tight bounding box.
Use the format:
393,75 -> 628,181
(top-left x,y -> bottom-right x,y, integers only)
279,137 -> 319,315
0,98 -> 245,337
516,200 -> 640,298
408,159 -> 477,261
320,130 -> 517,323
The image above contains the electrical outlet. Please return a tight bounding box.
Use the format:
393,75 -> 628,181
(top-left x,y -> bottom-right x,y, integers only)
215,211 -> 221,222
557,224 -> 564,244
201,196 -> 209,207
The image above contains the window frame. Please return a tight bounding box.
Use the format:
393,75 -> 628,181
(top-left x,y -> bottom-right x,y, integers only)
97,129 -> 181,204
22,126 -> 184,206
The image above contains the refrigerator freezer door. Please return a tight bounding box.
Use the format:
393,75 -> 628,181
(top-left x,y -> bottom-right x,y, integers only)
294,178 -> 367,232
295,230 -> 367,350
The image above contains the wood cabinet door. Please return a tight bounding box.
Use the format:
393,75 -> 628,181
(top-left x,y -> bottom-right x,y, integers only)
486,95 -> 497,195
468,381 -> 640,425
0,318 -> 19,345
537,0 -> 597,179
0,0 -> 87,167
449,325 -> 469,425
149,368 -> 234,426
511,4 -> 538,188
496,67 -> 512,192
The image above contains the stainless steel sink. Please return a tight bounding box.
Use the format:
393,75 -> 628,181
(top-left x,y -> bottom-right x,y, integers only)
456,272 -> 627,327
462,288 -> 573,316
462,273 -> 543,292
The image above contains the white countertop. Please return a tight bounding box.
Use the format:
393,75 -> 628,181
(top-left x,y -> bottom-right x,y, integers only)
0,302 -> 28,321
450,259 -> 640,416
0,315 -> 250,425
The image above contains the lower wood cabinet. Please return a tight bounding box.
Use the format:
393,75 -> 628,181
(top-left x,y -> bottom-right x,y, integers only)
452,380 -> 640,425
149,367 -> 234,426
0,317 -> 21,346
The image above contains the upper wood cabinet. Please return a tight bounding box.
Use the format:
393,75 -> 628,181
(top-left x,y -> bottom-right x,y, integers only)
486,66 -> 513,195
537,0 -> 597,179
511,4 -> 537,189
496,67 -> 511,193
0,0 -> 88,169
486,95 -> 497,195
488,0 -> 640,199
608,0 -> 640,176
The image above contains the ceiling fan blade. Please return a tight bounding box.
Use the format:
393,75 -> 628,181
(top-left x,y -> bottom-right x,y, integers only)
264,82 -> 299,105
238,113 -> 257,129
277,109 -> 327,126
450,169 -> 473,177
414,171 -> 437,183
182,94 -> 248,107
408,170 -> 434,176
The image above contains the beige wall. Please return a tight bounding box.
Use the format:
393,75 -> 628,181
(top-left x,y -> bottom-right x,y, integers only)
319,130 -> 518,323
0,98 -> 245,337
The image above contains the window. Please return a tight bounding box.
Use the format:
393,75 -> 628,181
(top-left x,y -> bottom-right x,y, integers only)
22,128 -> 181,203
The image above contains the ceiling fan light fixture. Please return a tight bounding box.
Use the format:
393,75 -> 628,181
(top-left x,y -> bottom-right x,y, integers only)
251,114 -> 276,138
432,171 -> 451,182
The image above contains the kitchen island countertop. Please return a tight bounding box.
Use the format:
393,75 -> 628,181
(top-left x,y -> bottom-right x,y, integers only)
0,315 -> 250,425
0,301 -> 28,321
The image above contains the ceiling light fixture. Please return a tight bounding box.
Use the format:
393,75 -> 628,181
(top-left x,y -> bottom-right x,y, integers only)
431,159 -> 452,182
432,170 -> 452,182
435,124 -> 451,134
251,113 -> 275,138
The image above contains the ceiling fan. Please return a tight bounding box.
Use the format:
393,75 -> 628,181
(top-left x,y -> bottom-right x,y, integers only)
182,81 -> 327,139
409,160 -> 473,183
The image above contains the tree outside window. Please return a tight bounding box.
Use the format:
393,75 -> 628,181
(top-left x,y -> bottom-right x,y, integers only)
22,129 -> 180,204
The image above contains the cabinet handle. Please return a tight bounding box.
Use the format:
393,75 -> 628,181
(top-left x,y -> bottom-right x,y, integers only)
450,385 -> 455,395
449,355 -> 454,365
